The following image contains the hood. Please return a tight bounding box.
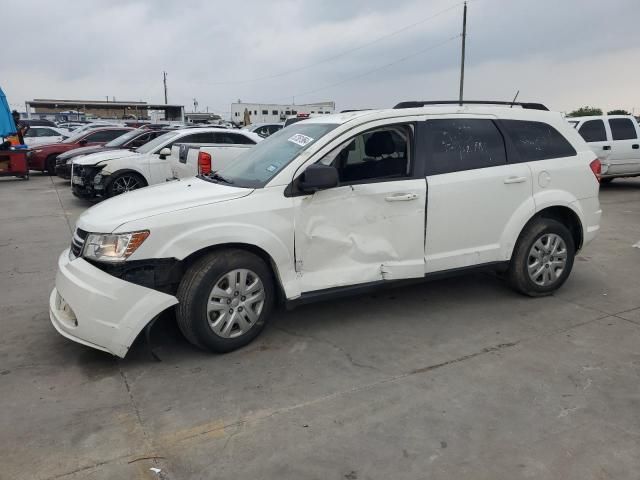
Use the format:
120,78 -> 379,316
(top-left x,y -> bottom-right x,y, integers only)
58,145 -> 111,161
74,149 -> 139,166
77,177 -> 254,232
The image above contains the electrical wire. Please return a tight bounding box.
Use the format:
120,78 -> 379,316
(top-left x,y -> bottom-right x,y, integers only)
267,34 -> 461,103
210,1 -> 464,85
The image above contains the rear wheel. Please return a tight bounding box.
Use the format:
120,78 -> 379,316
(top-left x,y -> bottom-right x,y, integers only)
105,172 -> 147,198
176,250 -> 275,353
508,218 -> 575,296
45,155 -> 57,175
600,178 -> 613,184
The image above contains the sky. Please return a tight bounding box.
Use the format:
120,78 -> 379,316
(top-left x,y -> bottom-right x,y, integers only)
2,0 -> 639,117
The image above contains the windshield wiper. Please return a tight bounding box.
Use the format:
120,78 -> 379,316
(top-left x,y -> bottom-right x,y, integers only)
201,172 -> 233,184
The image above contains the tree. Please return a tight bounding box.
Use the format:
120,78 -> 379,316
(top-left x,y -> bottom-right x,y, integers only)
607,109 -> 631,115
567,106 -> 602,117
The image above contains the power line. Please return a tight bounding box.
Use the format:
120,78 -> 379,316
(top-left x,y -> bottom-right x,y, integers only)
268,34 -> 461,103
210,1 -> 464,86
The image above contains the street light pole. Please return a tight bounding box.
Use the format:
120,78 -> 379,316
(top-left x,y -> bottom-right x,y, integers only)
458,1 -> 467,105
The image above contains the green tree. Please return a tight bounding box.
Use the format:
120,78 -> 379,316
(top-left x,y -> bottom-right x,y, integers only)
607,109 -> 630,115
567,106 -> 602,117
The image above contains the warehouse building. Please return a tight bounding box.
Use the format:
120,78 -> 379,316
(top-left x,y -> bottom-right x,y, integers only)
25,99 -> 185,122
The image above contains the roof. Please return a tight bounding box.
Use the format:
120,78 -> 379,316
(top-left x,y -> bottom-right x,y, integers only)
303,104 -> 564,126
27,99 -> 184,109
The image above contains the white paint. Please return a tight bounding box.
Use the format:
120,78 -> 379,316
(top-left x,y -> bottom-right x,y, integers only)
150,467 -> 161,474
632,241 -> 640,249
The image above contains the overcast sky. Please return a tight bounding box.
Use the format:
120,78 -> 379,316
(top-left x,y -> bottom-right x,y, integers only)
3,0 -> 639,117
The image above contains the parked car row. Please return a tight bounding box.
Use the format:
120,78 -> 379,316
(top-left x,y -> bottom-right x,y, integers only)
49,101 -> 602,358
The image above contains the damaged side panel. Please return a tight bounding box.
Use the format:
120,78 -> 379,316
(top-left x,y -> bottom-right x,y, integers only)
293,179 -> 427,293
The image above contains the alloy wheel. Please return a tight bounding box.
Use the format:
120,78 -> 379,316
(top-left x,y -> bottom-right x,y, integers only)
527,233 -> 568,287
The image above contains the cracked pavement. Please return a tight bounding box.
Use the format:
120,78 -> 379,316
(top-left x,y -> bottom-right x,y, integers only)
1,175 -> 639,479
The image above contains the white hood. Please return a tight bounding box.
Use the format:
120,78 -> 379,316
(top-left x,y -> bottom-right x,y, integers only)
77,177 -> 253,232
74,149 -> 140,166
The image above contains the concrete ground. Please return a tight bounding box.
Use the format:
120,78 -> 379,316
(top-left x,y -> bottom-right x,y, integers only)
1,173 -> 639,480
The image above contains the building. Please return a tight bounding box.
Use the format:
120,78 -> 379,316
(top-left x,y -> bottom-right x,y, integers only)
185,112 -> 223,124
230,101 -> 335,125
25,99 -> 185,122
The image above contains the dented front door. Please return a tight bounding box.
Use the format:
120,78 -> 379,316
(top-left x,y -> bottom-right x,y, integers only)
293,179 -> 426,293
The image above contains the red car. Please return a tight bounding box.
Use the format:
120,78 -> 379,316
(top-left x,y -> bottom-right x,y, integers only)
28,126 -> 133,174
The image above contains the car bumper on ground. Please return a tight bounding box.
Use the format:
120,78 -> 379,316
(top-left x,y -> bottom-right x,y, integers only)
49,249 -> 179,357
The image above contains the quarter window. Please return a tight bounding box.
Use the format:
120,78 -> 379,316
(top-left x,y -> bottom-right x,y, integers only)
425,119 -> 506,175
578,120 -> 607,142
608,118 -> 637,140
502,120 -> 576,161
320,125 -> 411,184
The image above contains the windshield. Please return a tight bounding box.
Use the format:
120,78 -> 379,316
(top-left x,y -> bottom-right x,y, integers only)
213,122 -> 338,188
62,130 -> 90,143
105,129 -> 141,147
136,131 -> 180,154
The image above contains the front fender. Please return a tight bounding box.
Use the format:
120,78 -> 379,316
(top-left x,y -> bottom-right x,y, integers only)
101,158 -> 150,182
154,222 -> 298,299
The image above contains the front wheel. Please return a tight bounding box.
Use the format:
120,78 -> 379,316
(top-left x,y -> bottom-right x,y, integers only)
176,249 -> 275,353
508,218 -> 575,297
105,171 -> 147,198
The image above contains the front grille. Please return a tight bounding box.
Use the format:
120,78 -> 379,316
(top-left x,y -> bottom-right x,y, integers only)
70,228 -> 88,259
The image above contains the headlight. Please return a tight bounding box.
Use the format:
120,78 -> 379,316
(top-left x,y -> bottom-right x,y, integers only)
34,149 -> 43,154
83,230 -> 150,263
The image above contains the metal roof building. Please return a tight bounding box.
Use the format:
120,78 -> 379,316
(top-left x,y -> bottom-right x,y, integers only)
25,99 -> 185,122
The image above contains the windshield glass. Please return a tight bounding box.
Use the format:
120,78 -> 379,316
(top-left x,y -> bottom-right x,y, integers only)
214,123 -> 338,188
105,129 -> 141,147
62,131 -> 90,143
136,131 -> 180,154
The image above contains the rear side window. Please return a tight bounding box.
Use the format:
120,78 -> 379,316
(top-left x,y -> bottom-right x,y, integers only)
578,120 -> 607,142
224,133 -> 255,144
425,119 -> 506,175
502,120 -> 576,161
608,118 -> 637,140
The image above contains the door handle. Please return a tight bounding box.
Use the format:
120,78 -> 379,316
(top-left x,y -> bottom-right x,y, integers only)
503,176 -> 527,184
385,193 -> 418,202
633,144 -> 639,149
602,145 -> 611,151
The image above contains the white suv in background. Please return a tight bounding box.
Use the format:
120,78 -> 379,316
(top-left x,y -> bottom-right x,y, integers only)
71,127 -> 261,198
569,114 -> 640,182
50,101 -> 601,358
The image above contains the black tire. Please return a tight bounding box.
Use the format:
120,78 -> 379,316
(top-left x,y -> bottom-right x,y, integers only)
176,249 -> 275,353
45,155 -> 57,176
507,218 -> 575,297
105,171 -> 147,198
600,178 -> 613,184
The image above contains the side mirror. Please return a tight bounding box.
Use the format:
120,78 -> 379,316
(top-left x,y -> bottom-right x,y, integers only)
158,147 -> 171,159
78,139 -> 88,145
298,164 -> 339,193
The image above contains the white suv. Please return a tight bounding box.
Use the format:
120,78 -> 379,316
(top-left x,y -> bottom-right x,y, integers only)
50,102 -> 601,357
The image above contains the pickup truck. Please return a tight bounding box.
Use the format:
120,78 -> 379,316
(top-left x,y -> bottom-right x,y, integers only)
569,114 -> 640,181
169,130 -> 262,179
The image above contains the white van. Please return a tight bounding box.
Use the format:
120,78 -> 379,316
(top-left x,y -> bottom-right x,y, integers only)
50,102 -> 601,357
569,115 -> 640,181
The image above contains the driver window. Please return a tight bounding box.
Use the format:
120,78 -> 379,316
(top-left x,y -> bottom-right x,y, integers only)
319,125 -> 411,184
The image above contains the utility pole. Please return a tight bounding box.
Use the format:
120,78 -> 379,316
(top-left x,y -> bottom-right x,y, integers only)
458,1 -> 467,105
163,71 -> 168,104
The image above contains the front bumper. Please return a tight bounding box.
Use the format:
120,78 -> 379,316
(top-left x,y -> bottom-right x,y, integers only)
49,249 -> 179,357
55,161 -> 72,179
71,164 -> 105,197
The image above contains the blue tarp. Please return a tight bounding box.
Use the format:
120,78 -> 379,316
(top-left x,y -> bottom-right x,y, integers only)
0,86 -> 17,137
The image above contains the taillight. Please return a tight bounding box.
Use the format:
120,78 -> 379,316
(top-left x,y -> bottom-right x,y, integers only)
198,151 -> 212,175
589,158 -> 601,182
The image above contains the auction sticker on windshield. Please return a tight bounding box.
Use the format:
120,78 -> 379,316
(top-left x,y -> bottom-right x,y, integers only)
288,133 -> 314,147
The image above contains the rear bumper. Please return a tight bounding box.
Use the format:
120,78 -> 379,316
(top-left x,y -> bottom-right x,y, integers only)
49,249 -> 178,357
572,197 -> 601,248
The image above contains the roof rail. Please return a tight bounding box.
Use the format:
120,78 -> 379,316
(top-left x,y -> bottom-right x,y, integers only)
393,100 -> 549,111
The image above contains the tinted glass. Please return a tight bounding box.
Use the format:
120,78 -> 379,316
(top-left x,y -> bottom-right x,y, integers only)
608,118 -> 637,140
225,133 -> 255,144
578,120 -> 607,142
502,120 -> 576,161
84,130 -> 118,142
178,132 -> 221,144
136,131 -> 179,154
218,123 -> 338,188
105,129 -> 142,147
320,126 -> 411,183
425,119 -> 506,175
